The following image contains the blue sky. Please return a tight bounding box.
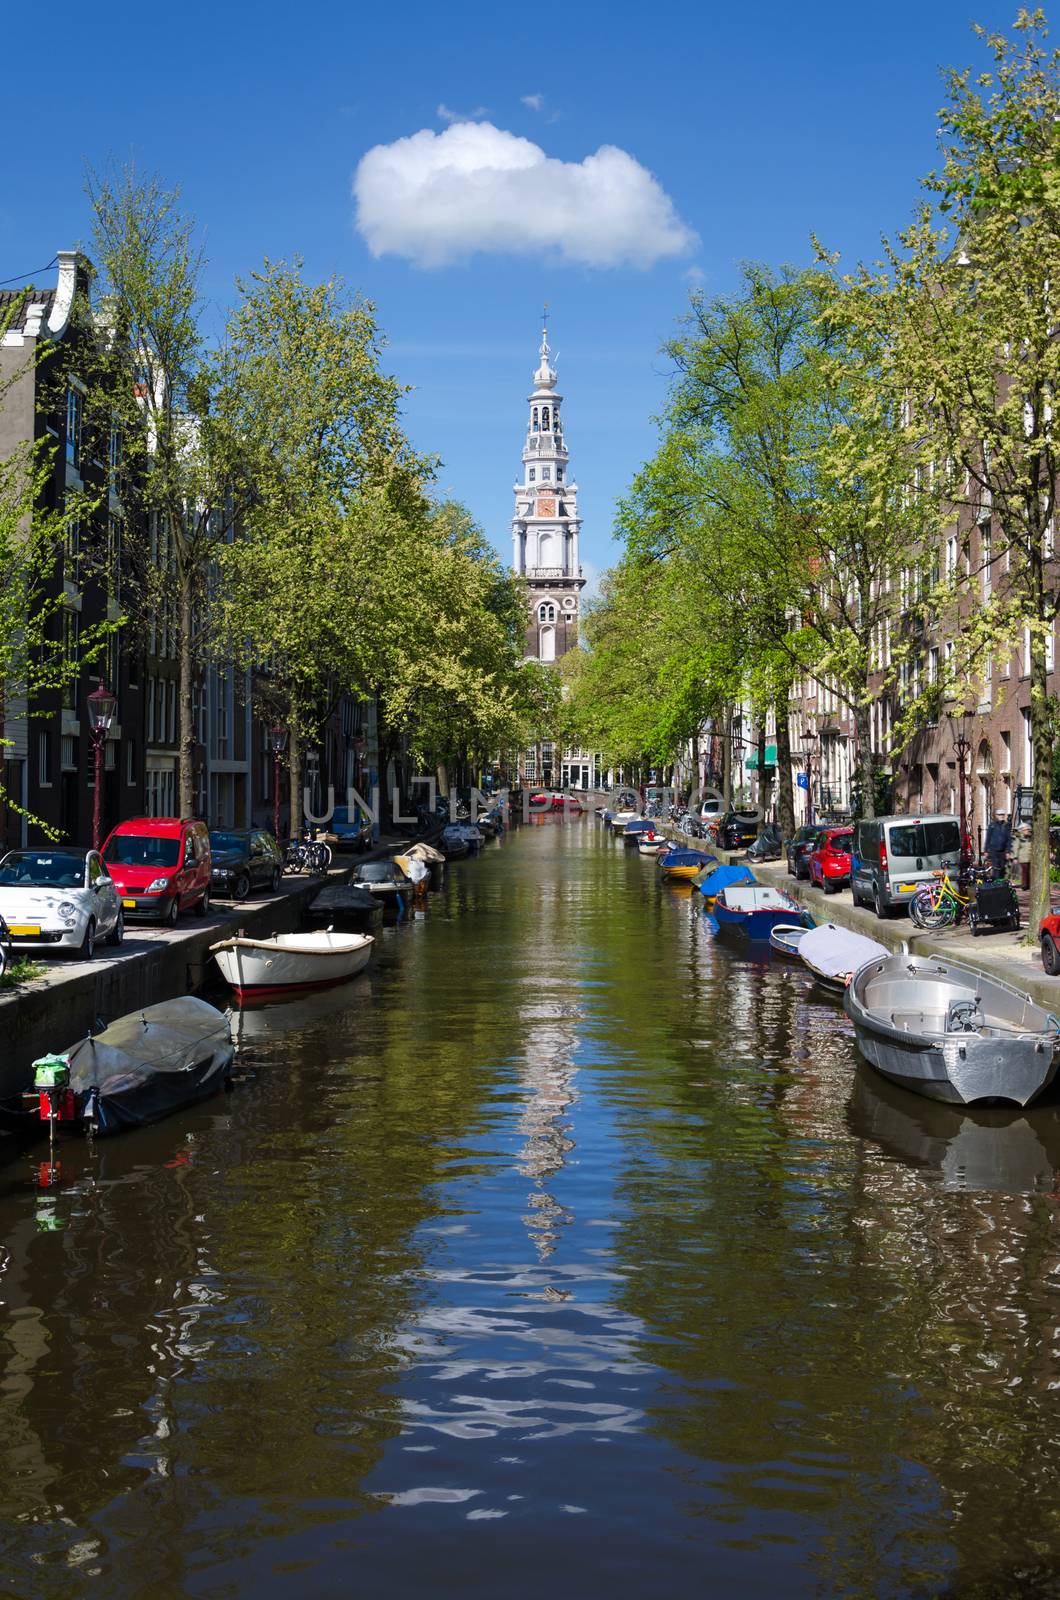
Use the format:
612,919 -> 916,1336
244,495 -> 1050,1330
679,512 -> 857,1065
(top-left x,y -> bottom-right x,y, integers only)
0,0 -> 1019,586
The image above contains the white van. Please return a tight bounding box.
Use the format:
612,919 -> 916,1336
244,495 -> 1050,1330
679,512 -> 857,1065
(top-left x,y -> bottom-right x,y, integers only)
851,814 -> 962,918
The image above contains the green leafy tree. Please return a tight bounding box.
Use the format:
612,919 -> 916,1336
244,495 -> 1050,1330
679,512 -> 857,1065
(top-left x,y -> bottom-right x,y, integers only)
884,9 -> 1060,923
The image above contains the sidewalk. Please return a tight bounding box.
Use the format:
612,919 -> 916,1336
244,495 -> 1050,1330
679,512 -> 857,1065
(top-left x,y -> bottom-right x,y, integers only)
661,823 -> 1060,1010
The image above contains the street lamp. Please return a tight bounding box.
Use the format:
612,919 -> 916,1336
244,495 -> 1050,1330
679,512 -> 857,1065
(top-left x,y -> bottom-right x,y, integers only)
269,724 -> 288,842
948,710 -> 973,889
87,680 -> 117,851
794,730 -> 816,827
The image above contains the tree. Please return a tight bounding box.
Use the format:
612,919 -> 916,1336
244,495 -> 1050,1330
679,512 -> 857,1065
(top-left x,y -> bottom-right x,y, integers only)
884,11 -> 1060,925
88,164 -> 254,817
211,259 -> 433,834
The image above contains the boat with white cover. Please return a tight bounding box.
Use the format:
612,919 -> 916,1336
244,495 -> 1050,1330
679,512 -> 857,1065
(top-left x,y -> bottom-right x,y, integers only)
845,953 -> 1060,1106
210,929 -> 374,1001
798,923 -> 890,993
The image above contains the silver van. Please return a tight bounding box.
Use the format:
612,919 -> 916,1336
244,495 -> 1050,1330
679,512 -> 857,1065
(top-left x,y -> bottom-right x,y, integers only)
851,814 -> 962,918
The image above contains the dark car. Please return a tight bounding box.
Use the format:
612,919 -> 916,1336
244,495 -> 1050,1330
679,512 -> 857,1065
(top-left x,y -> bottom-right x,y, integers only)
787,825 -> 823,880
208,829 -> 283,901
718,810 -> 760,851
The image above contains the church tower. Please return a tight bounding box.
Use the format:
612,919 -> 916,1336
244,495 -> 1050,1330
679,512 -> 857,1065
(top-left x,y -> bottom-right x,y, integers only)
511,320 -> 585,663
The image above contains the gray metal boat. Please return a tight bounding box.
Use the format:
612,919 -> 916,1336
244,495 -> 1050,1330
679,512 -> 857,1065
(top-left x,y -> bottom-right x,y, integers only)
844,953 -> 1060,1107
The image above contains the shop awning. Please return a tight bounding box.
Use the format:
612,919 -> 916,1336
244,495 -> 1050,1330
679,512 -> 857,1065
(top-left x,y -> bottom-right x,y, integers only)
745,744 -> 777,770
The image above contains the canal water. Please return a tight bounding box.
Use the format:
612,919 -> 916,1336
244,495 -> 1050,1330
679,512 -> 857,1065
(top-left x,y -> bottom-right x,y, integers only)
2,817 -> 1060,1597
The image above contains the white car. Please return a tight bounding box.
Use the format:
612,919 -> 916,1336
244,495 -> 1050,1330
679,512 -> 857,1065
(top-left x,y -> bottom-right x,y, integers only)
0,847 -> 124,961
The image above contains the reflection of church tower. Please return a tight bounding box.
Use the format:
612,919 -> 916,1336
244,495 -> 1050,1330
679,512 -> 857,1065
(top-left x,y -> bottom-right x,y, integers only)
511,319 -> 595,791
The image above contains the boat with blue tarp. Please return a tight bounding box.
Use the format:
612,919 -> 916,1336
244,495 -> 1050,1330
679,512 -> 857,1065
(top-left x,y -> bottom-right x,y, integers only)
712,884 -> 810,942
692,860 -> 755,905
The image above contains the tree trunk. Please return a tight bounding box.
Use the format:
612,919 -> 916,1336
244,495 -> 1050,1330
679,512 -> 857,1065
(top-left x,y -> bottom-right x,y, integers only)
691,728 -> 700,802
855,699 -> 875,820
721,708 -> 732,807
774,695 -> 795,837
178,575 -> 195,818
1029,624 -> 1053,931
288,720 -> 302,840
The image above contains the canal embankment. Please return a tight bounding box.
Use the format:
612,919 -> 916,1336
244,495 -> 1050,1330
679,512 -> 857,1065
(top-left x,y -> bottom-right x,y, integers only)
0,832 -> 423,1095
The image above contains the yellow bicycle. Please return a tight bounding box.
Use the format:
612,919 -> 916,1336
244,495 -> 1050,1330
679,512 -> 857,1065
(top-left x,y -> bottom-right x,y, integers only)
908,862 -> 974,930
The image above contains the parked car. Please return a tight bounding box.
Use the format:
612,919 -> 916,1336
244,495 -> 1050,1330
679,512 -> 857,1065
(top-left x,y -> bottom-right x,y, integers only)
717,810 -> 761,851
787,825 -> 823,879
329,806 -> 372,851
209,829 -> 283,900
101,817 -> 212,926
0,846 -> 123,960
699,797 -> 724,824
808,827 -> 854,893
1041,913 -> 1060,975
850,814 -> 962,918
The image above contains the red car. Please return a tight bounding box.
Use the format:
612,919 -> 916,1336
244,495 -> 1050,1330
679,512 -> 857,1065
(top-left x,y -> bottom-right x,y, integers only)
1041,913 -> 1060,975
101,817 -> 212,927
808,827 -> 854,893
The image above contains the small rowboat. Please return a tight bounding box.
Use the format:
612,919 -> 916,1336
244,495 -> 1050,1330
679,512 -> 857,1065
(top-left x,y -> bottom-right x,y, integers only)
210,929 -> 374,1001
845,953 -> 1060,1107
713,884 -> 807,941
660,848 -> 716,883
769,923 -> 810,960
637,834 -> 670,856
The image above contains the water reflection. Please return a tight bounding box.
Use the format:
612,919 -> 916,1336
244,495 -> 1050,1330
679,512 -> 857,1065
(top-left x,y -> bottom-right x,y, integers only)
0,822 -> 1059,1594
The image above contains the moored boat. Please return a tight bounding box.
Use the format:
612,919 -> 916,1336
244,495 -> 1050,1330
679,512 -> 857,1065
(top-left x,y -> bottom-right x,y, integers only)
210,929 -> 374,1001
305,882 -> 382,922
637,833 -> 670,856
769,923 -> 810,960
712,885 -> 808,941
609,810 -> 639,834
439,826 -> 471,860
660,848 -> 716,883
845,953 -> 1060,1107
623,819 -> 656,844
798,923 -> 889,994
27,997 -> 233,1136
692,860 -> 754,905
354,860 -> 409,897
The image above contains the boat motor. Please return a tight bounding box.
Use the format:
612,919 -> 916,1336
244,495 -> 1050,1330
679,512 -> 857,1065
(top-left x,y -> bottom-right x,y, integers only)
33,1054 -> 75,1126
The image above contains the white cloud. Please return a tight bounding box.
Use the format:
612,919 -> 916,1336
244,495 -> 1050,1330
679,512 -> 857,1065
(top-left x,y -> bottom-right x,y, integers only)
521,93 -> 544,112
683,265 -> 705,284
437,102 -> 489,124
353,120 -> 696,270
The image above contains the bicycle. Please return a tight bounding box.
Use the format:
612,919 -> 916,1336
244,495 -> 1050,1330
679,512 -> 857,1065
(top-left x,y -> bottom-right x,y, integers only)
0,914 -> 11,981
908,860 -> 992,930
284,830 -> 333,875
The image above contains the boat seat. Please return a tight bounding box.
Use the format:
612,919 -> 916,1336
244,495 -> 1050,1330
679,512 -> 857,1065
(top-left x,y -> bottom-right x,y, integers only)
890,1010 -> 947,1034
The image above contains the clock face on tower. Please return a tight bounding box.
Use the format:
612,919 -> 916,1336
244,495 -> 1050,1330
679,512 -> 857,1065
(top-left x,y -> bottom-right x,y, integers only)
537,496 -> 557,517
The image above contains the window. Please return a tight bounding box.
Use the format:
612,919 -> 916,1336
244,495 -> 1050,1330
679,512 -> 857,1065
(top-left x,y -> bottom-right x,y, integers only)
61,735 -> 76,771
539,625 -> 556,662
542,407 -> 550,430
107,514 -> 121,601
945,536 -> 957,578
64,506 -> 80,588
532,407 -> 539,431
538,602 -> 556,623
61,609 -> 79,712
529,468 -> 536,482
1022,706 -> 1034,785
1000,730 -> 1012,774
65,386 -> 83,470
126,739 -> 136,787
981,528 -> 991,597
542,467 -> 551,479
556,466 -> 563,481
37,732 -> 52,787
147,675 -> 156,742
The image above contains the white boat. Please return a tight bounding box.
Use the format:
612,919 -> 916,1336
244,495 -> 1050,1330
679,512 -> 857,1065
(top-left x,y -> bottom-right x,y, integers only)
210,928 -> 374,1001
845,953 -> 1060,1107
609,810 -> 639,833
637,835 -> 669,856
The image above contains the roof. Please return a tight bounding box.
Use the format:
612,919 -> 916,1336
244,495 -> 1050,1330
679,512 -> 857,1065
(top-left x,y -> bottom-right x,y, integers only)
0,286 -> 57,335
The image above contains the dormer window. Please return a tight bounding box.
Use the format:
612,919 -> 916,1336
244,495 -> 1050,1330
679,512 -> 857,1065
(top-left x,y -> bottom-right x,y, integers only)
529,468 -> 536,481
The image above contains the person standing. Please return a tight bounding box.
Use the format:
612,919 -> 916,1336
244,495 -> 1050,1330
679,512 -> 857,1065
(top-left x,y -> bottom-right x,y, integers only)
984,808 -> 1012,881
1015,823 -> 1033,891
